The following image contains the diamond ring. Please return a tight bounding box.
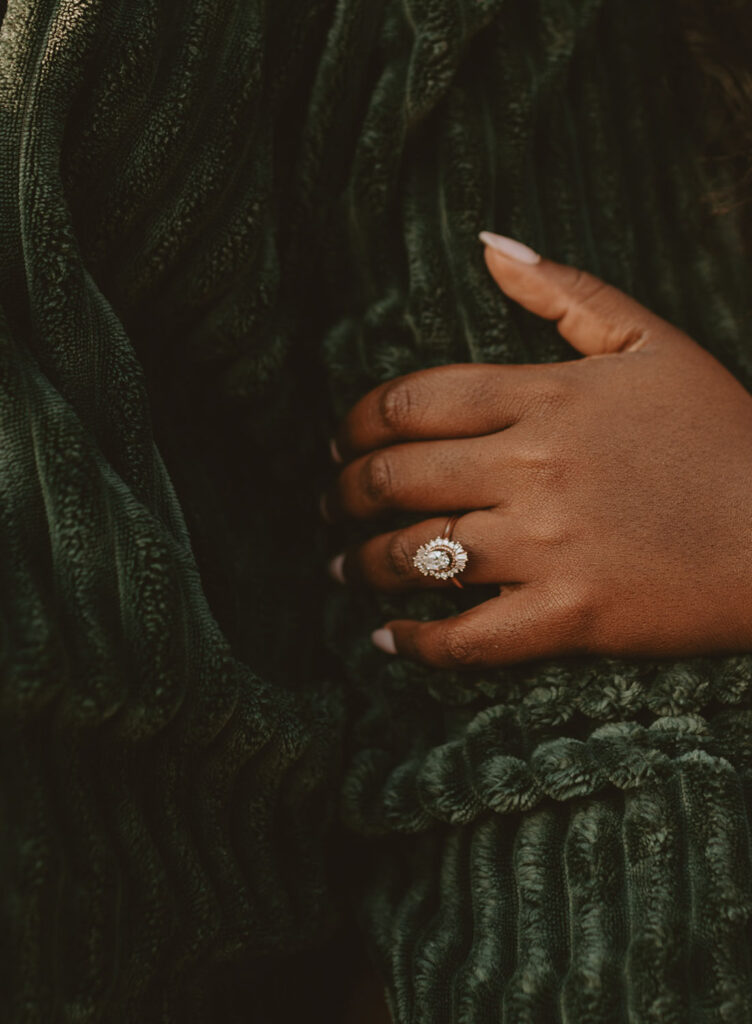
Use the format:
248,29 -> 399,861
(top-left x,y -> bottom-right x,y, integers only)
412,514 -> 468,588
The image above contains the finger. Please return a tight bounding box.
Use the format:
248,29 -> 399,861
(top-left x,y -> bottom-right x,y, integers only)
479,231 -> 693,357
335,363 -> 546,461
327,435 -> 505,521
372,584 -> 588,668
337,511 -> 525,592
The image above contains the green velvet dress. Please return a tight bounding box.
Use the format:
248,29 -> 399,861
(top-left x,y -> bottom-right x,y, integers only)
2,0 -> 752,1020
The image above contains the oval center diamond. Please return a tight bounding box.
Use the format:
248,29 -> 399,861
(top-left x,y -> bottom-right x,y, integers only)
424,548 -> 452,572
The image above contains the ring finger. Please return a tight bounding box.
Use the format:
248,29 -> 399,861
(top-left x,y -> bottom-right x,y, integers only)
332,510 -> 526,592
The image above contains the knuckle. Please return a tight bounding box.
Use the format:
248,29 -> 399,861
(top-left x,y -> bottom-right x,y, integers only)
540,455 -> 570,489
568,268 -> 607,306
554,584 -> 599,642
379,379 -> 418,435
526,516 -> 570,551
525,375 -> 575,418
387,532 -> 414,578
362,452 -> 394,506
439,623 -> 481,668
512,441 -> 566,487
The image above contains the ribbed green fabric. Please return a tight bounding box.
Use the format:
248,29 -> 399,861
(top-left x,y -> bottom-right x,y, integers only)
0,2 -> 344,1020
2,0 -> 752,1021
320,2 -> 752,1020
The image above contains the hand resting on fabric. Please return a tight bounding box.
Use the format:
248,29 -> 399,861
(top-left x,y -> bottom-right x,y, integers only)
325,232 -> 752,669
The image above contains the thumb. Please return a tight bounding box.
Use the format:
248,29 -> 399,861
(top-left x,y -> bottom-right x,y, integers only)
479,231 -> 684,357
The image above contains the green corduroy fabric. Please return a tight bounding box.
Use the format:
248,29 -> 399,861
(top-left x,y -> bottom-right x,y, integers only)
2,0 -> 752,1021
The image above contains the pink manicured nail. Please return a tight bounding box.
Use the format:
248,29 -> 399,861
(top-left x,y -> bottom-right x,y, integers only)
328,553 -> 345,584
371,628 -> 397,655
478,231 -> 541,265
329,438 -> 343,464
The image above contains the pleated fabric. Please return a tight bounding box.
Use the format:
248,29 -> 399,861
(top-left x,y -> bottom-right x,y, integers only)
313,0 -> 752,1019
360,758 -> 752,1024
0,2 -> 345,1021
2,0 -> 752,1021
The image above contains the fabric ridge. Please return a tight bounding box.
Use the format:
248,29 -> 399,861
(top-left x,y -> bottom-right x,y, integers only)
1,0 -> 752,1021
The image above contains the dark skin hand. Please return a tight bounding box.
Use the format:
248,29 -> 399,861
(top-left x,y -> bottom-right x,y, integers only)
325,231 -> 752,669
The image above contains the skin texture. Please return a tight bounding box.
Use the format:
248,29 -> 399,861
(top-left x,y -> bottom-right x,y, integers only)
326,237 -> 752,669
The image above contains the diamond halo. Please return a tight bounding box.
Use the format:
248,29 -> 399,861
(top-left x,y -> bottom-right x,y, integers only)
412,537 -> 468,580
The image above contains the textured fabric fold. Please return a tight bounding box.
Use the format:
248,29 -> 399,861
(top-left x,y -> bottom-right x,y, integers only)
4,0 -> 752,1020
309,0 -> 752,1019
0,2 -> 344,1020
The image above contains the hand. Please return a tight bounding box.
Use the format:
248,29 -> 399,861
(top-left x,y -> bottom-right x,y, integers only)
326,232 -> 752,669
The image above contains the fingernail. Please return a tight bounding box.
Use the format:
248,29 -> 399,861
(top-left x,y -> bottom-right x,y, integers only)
328,553 -> 345,584
319,492 -> 332,523
478,231 -> 541,265
371,628 -> 397,655
329,438 -> 343,464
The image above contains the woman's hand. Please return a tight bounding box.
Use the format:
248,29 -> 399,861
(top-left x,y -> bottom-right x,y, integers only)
325,232 -> 752,669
